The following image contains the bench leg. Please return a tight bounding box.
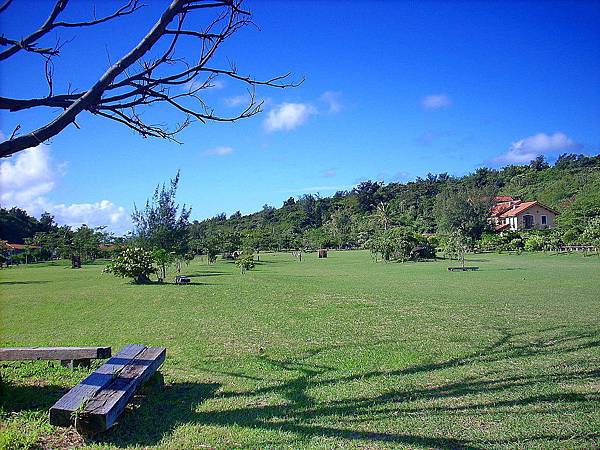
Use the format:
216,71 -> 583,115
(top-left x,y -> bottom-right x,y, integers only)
60,358 -> 91,369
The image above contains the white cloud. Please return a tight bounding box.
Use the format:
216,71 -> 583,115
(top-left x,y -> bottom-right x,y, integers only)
280,184 -> 352,194
421,94 -> 452,110
224,94 -> 249,107
320,91 -> 342,113
264,102 -> 317,132
0,144 -> 55,206
50,200 -> 129,233
0,144 -> 131,234
202,146 -> 234,156
322,169 -> 336,178
493,132 -> 581,164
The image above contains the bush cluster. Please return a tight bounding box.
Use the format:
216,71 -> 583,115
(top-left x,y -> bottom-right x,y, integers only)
104,247 -> 156,283
366,227 -> 435,262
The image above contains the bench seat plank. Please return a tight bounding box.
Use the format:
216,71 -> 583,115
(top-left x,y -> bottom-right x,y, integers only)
0,346 -> 111,361
78,346 -> 166,433
49,344 -> 146,427
49,344 -> 166,433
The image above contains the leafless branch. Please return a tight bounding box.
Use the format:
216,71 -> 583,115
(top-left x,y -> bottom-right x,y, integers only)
0,0 -> 141,61
0,0 -> 300,157
0,0 -> 13,14
9,124 -> 20,140
52,0 -> 143,28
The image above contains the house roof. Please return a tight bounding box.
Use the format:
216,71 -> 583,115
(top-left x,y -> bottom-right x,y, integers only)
4,243 -> 40,250
494,196 -> 514,202
495,222 -> 510,231
490,200 -> 520,217
500,201 -> 559,217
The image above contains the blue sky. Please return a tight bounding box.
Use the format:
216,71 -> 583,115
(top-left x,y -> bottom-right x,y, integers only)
1,0 -> 599,233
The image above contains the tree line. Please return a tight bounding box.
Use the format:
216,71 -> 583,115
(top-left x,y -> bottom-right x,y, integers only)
187,153 -> 600,254
2,152 -> 599,271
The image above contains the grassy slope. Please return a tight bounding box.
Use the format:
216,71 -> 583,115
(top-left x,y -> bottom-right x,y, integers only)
1,251 -> 599,449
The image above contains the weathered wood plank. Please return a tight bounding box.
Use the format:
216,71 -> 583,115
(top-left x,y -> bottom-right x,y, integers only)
49,344 -> 145,427
0,346 -> 111,361
76,346 -> 166,433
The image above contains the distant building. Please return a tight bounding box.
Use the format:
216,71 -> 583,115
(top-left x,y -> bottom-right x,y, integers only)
2,242 -> 40,254
490,196 -> 558,232
0,242 -> 41,264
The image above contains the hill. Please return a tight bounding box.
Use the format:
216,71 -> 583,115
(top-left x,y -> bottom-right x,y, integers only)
188,153 -> 600,250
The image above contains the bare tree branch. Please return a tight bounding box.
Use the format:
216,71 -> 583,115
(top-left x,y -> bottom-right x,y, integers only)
0,0 -> 14,14
0,0 -> 140,61
0,0 -> 300,157
52,1 -> 143,28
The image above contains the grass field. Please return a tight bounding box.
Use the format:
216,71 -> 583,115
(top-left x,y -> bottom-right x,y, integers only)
1,251 -> 599,449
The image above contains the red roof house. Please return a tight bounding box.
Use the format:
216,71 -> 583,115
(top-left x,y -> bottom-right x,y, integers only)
491,199 -> 558,231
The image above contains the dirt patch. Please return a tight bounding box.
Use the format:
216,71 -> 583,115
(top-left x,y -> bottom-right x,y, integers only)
39,427 -> 85,449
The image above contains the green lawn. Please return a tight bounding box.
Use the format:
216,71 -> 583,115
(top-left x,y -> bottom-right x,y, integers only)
1,251 -> 599,449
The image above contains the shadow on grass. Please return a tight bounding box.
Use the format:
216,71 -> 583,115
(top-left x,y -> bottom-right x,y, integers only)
253,259 -> 294,264
0,383 -> 67,413
92,327 -> 600,449
135,281 -> 217,287
0,280 -> 51,285
181,271 -> 230,278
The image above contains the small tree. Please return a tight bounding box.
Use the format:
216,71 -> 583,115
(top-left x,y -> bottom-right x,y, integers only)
582,217 -> 600,257
132,172 -> 191,257
387,227 -> 417,262
206,247 -> 219,264
72,225 -> 108,262
365,227 -> 418,263
152,249 -> 175,281
235,254 -> 255,275
433,185 -> 493,243
175,252 -> 195,274
0,240 -> 9,267
445,230 -> 469,268
373,202 -> 396,232
104,247 -> 156,284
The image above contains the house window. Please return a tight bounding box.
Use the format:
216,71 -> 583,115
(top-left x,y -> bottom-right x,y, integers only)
523,214 -> 534,229
541,215 -> 547,225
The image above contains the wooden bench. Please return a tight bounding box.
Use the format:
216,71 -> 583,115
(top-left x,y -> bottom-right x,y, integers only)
0,346 -> 111,368
50,344 -> 165,434
447,266 -> 479,272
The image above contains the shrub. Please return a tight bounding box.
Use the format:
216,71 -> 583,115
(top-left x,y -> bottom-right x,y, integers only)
582,217 -> 600,248
426,235 -> 440,249
562,228 -> 579,244
524,235 -> 546,252
365,227 -> 426,262
508,237 -> 524,252
478,232 -> 503,250
387,227 -> 417,262
104,247 -> 156,284
235,254 -> 255,274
